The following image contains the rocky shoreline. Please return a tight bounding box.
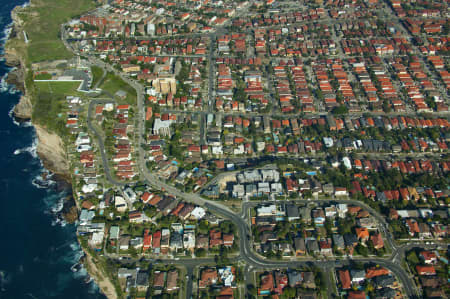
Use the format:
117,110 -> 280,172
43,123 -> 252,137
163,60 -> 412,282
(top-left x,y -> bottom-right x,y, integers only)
4,4 -> 76,222
4,4 -> 120,299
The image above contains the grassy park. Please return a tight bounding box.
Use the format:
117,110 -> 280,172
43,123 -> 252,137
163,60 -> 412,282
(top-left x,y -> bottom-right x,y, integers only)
90,65 -> 104,88
32,80 -> 86,136
99,72 -> 137,104
17,0 -> 96,62
35,81 -> 82,95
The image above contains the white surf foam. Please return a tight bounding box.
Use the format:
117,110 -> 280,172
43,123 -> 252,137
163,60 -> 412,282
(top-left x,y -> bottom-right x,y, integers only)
0,73 -> 10,92
7,105 -> 20,126
13,135 -> 37,158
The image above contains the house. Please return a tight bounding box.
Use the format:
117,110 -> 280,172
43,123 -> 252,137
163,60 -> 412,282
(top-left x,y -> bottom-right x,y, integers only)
286,204 -> 300,221
119,236 -> 130,250
118,268 -> 137,279
366,267 -> 390,278
302,272 -> 316,289
319,238 -> 333,256
418,223 -> 432,238
199,268 -> 218,288
338,270 -> 351,289
294,237 -> 306,255
170,232 -> 183,251
406,219 -> 420,236
223,234 -> 234,247
344,234 -> 358,249
136,271 -> 149,292
259,272 -> 274,295
143,229 -> 152,252
130,237 -> 143,249
291,206 -> 307,223
416,265 -> 436,276
129,211 -> 145,223
332,234 -> 345,251
357,217 -> 378,229
424,288 -> 446,299
209,229 -> 223,247
306,239 -> 319,254
312,209 -> 325,226
152,231 -> 161,254
420,276 -> 443,288
196,234 -> 209,249
273,271 -> 288,294
355,227 -> 370,242
372,275 -> 397,289
153,271 -> 165,289
218,266 -> 236,288
109,226 -> 120,240
322,183 -> 334,194
420,251 -> 437,264
348,291 -> 366,299
351,269 -> 366,284
334,187 -> 348,196
287,271 -> 303,287
370,233 -> 384,249
166,270 -> 179,291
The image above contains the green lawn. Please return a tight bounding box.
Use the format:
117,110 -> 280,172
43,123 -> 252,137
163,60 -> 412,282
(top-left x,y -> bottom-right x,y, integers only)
34,73 -> 52,80
99,72 -> 137,104
33,81 -> 86,136
32,91 -> 68,136
91,65 -> 104,87
35,80 -> 83,95
18,0 -> 96,62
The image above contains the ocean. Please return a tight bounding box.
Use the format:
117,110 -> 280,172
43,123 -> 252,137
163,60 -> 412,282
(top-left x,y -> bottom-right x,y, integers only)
0,1 -> 105,298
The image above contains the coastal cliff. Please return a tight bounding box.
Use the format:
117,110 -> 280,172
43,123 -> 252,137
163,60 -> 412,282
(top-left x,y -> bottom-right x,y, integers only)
5,4 -> 120,299
5,3 -> 75,219
4,46 -> 32,120
34,124 -> 70,178
5,2 -> 70,180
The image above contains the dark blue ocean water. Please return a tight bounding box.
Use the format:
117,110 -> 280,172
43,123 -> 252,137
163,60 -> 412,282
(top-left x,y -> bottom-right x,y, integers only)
0,1 -> 104,298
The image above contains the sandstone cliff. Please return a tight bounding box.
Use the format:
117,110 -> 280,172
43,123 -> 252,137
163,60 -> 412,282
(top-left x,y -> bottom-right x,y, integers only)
5,5 -> 119,298
5,3 -> 69,180
35,124 -> 70,179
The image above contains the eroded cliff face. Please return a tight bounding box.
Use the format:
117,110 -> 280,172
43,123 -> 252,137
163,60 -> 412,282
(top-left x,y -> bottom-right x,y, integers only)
5,56 -> 32,120
34,124 -> 70,179
12,94 -> 32,119
4,5 -> 119,298
4,3 -> 32,120
5,3 -> 68,179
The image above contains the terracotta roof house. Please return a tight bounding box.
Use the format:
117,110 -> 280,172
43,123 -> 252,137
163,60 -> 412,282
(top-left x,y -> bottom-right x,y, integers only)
338,270 -> 351,289
196,234 -> 209,249
416,265 -> 436,276
223,234 -> 234,246
347,290 -> 366,299
166,270 -> 179,291
199,268 -> 218,288
366,267 -> 390,279
209,229 -> 223,248
355,227 -> 370,241
258,273 -> 274,295
370,233 -> 384,249
153,271 -> 165,289
420,251 -> 437,264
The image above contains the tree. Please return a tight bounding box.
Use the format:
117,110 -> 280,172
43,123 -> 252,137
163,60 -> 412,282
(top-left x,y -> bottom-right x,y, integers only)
247,284 -> 257,297
355,244 -> 368,257
332,104 -> 348,115
195,248 -> 206,257
406,250 -> 419,265
282,286 -> 296,298
129,246 -> 138,258
198,220 -> 210,233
